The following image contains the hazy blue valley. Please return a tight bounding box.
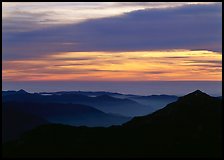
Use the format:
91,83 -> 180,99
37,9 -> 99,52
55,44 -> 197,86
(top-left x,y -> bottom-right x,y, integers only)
2,89 -> 222,158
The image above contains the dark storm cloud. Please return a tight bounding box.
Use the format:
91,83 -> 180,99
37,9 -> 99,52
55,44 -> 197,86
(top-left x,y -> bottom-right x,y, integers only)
3,3 -> 221,60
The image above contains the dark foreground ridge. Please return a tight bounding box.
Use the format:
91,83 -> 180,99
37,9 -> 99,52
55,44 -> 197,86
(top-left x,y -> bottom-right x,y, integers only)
2,90 -> 222,158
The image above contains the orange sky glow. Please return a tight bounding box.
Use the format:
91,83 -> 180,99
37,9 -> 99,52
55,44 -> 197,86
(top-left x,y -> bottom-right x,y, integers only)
3,50 -> 221,82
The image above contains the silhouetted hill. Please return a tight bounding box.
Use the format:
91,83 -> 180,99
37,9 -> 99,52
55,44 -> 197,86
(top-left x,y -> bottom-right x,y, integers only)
3,90 -> 222,158
2,89 -> 29,96
123,90 -> 221,128
17,89 -> 28,94
2,107 -> 49,142
3,101 -> 130,128
2,91 -> 17,96
122,90 -> 222,157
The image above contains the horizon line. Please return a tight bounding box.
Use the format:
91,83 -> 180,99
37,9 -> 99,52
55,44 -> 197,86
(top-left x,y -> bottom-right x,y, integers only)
2,80 -> 222,83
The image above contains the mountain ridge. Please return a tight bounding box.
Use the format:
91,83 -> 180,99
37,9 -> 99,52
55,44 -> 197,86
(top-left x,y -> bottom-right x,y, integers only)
123,90 -> 221,128
3,90 -> 222,157
2,90 -> 154,117
3,101 -> 130,128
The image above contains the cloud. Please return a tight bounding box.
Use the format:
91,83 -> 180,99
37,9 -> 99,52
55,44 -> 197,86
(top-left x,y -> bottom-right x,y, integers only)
182,59 -> 222,67
3,2 -> 216,32
142,71 -> 170,74
2,3 -> 222,60
3,50 -> 221,82
164,56 -> 191,59
188,60 -> 222,64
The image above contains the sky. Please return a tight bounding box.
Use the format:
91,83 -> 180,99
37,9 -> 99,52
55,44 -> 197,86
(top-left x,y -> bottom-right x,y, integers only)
2,2 -> 222,94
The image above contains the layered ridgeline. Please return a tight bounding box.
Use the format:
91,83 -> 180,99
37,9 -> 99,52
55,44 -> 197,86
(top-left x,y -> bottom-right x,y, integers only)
2,102 -> 131,142
3,90 -> 177,117
2,90 -> 177,143
3,90 -> 222,158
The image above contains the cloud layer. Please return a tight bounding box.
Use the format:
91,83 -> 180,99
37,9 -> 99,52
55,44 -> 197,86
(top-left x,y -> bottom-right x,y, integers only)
2,3 -> 222,83
3,2 -> 216,32
3,3 -> 222,60
3,50 -> 222,81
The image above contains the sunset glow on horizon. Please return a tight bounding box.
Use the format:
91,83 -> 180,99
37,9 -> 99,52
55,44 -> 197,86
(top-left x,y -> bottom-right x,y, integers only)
3,50 -> 221,82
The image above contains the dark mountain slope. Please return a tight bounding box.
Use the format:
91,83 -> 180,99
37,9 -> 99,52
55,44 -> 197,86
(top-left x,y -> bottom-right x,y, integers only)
123,90 -> 221,128
122,90 -> 222,157
3,102 -> 130,127
2,107 -> 49,142
3,90 -> 222,157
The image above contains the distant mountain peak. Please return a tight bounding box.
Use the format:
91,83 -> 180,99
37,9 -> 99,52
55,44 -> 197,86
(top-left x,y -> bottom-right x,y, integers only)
17,89 -> 28,94
181,90 -> 210,100
123,90 -> 221,128
192,89 -> 204,94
